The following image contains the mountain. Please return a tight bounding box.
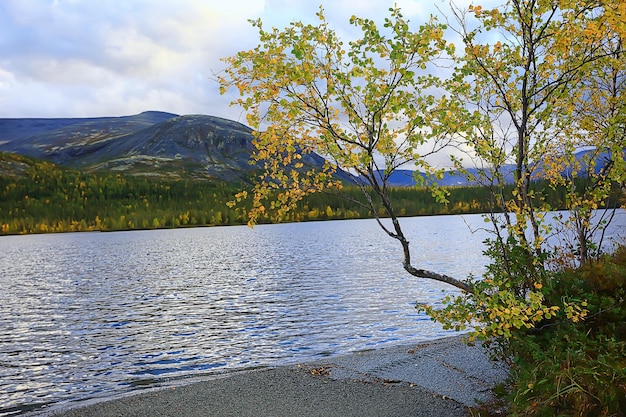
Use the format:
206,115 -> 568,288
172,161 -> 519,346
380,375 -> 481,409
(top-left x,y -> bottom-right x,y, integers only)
0,111 -> 177,146
0,111 -> 353,183
374,166 -> 517,187
378,148 -> 619,188
1,112 -> 616,185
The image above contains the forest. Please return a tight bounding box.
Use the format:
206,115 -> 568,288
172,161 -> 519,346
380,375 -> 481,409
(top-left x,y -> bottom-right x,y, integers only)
2,152 -> 621,236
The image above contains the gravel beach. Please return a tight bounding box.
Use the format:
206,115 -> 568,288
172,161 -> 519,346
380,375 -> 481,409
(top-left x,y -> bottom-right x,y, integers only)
37,335 -> 508,417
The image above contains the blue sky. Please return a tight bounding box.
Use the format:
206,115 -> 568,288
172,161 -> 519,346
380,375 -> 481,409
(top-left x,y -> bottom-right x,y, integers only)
0,0 -> 462,121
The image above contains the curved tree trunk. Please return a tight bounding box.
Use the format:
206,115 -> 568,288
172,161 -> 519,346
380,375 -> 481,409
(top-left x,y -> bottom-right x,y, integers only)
364,169 -> 475,294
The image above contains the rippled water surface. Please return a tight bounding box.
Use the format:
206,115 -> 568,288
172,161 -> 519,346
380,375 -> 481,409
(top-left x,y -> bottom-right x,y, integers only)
1,213 -> 623,415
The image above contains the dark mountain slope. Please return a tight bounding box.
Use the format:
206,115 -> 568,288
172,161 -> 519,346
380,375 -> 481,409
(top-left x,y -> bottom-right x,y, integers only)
85,114 -> 255,165
0,112 -> 263,181
0,111 -> 178,160
0,112 -> 355,183
82,114 -> 260,181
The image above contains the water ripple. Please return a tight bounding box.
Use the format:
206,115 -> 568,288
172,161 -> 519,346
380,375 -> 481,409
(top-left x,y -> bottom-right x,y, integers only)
0,214 -> 518,415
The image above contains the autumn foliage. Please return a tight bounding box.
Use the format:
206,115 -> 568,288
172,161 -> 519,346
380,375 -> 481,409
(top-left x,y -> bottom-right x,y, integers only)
219,0 -> 625,414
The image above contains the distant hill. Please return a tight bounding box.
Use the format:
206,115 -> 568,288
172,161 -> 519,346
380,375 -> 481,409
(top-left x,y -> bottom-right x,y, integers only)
0,111 -> 176,145
0,111 -> 618,186
377,148 -> 618,188
0,111 -> 353,183
373,166 -> 517,187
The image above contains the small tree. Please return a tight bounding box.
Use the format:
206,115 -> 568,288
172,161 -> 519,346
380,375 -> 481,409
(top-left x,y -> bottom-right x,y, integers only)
218,2 -> 624,344
425,0 -> 625,347
218,7 -> 473,292
548,30 -> 626,264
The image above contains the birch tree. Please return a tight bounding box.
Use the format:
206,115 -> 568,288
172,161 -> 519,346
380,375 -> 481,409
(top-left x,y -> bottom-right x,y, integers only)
217,2 -> 624,339
425,0 -> 625,338
218,7 -> 473,292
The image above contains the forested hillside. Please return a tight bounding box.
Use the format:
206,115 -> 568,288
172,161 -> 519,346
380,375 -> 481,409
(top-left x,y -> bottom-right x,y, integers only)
3,152 -> 621,235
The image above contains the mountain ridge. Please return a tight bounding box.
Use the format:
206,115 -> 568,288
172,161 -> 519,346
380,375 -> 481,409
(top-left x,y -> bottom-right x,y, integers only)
0,112 -> 615,186
0,111 -> 178,144
0,112 -> 269,181
0,112 -> 356,183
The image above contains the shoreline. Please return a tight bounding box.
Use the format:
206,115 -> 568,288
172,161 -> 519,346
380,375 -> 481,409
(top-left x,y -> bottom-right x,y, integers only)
33,335 -> 508,417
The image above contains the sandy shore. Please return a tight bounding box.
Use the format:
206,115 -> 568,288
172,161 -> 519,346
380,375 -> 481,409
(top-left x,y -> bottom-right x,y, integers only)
36,335 -> 508,417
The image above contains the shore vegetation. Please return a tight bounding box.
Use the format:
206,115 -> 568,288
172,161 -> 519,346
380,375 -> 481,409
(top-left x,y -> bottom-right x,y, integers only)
5,152 -> 614,235
218,0 -> 625,414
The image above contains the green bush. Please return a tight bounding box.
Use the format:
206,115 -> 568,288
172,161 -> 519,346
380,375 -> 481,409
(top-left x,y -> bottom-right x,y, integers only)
506,246 -> 626,416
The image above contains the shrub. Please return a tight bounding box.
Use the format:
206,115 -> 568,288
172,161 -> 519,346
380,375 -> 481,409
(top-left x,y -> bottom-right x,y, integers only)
507,246 -> 626,416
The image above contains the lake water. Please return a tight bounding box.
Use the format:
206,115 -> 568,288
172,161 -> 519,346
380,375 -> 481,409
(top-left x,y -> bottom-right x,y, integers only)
1,212 -> 624,416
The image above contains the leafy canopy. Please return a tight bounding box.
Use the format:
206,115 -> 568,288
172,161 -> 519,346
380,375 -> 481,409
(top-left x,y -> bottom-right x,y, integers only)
218,7 -> 461,225
424,0 -> 625,345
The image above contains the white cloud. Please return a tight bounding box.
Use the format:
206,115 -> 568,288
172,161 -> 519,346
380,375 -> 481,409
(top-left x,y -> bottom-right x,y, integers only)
0,0 -> 460,120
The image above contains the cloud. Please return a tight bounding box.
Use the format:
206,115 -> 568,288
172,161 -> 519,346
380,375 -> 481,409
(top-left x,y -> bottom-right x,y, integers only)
0,0 -> 267,118
0,0 -> 471,120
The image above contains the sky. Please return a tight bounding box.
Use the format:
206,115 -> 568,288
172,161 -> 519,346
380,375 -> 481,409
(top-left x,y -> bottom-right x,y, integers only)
0,0 -> 464,123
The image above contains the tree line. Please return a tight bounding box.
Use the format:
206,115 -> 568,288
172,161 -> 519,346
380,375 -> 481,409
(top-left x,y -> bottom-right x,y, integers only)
0,153 -> 241,234
4,152 -> 620,235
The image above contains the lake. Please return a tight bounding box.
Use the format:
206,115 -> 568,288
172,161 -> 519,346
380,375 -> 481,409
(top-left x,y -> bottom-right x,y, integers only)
1,212 -> 623,415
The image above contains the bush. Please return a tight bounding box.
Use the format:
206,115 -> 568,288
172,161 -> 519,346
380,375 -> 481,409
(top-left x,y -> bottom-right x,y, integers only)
507,246 -> 626,416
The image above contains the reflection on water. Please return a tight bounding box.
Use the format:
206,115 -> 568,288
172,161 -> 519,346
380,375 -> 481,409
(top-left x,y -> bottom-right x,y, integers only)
0,212 -> 623,415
